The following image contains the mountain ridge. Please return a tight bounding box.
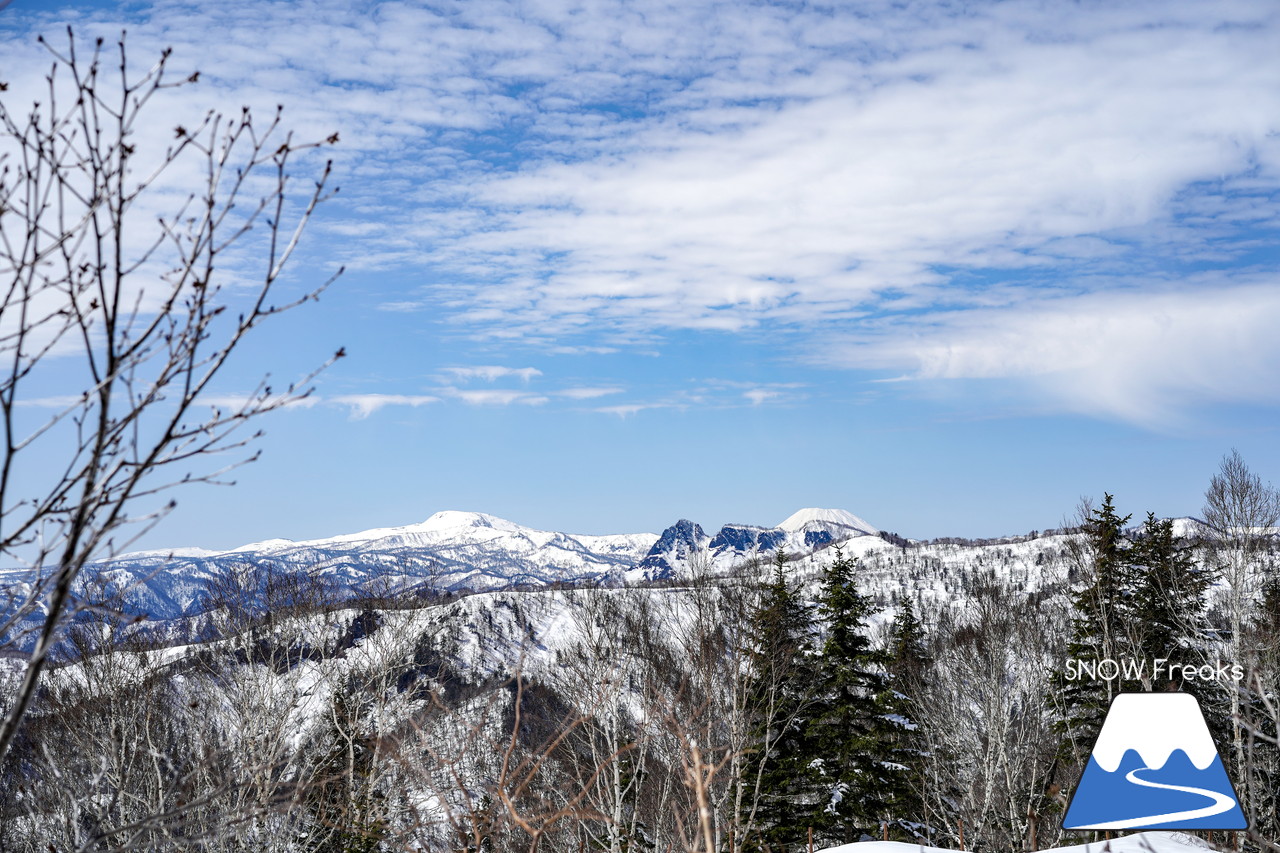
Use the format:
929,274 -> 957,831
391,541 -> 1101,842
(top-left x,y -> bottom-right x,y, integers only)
0,507 -> 881,653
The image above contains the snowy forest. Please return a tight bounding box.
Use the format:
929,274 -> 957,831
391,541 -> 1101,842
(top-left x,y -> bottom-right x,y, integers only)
0,450 -> 1277,853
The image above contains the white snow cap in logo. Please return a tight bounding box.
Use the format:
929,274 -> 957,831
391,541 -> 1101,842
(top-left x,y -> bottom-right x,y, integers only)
1092,693 -> 1219,772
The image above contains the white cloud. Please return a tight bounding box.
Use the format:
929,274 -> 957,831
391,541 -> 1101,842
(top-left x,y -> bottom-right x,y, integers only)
376,301 -> 431,313
330,394 -> 440,419
448,7 -> 1280,338
558,387 -> 624,400
743,389 -> 781,406
446,389 -> 549,406
11,1 -> 1280,424
816,279 -> 1280,426
595,402 -> 669,418
440,366 -> 542,383
13,395 -> 90,409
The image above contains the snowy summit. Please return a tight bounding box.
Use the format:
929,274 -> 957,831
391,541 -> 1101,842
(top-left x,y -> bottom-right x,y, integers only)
777,508 -> 878,536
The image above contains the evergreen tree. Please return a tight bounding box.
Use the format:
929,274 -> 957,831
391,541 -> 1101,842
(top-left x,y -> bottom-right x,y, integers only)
742,552 -> 817,853
1128,514 -> 1235,758
883,596 -> 929,840
1258,575 -> 1280,640
1057,494 -> 1135,765
805,550 -> 915,846
886,597 -> 928,691
1130,513 -> 1213,687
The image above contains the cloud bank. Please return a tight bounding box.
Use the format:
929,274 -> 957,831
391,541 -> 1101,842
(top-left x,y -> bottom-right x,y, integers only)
7,0 -> 1280,425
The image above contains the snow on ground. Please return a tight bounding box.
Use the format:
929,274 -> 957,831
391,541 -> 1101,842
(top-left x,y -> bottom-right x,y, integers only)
820,831 -> 1212,853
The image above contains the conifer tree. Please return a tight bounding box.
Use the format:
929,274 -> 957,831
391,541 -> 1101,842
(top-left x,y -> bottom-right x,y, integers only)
742,552 -> 817,853
805,550 -> 915,846
1058,494 -> 1135,764
1124,514 -> 1237,775
887,597 -> 928,691
1130,513 -> 1213,687
883,596 -> 928,839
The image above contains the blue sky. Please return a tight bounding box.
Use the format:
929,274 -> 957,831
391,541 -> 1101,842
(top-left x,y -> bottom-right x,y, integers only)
3,0 -> 1279,548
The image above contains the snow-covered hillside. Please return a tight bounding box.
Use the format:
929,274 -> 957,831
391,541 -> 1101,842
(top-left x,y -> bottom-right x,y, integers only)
0,507 -> 1221,656
2,505 -> 1254,852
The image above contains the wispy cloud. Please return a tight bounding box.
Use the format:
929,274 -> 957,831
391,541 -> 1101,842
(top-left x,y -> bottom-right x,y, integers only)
10,1 -> 1280,425
14,395 -> 90,409
743,389 -> 781,406
589,379 -> 799,416
448,11 -> 1280,339
377,301 -> 431,314
440,366 -> 542,384
557,387 -> 624,400
595,402 -> 671,418
815,278 -> 1280,426
446,389 -> 549,406
330,394 -> 440,420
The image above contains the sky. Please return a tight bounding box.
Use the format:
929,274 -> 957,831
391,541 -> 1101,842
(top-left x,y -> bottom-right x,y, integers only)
2,0 -> 1279,550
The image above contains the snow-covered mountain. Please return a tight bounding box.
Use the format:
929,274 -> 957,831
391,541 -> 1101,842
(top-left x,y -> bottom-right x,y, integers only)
0,508 -> 884,652
630,507 -> 880,581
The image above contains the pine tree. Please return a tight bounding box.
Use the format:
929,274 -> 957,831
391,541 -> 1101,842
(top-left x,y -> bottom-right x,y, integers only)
742,552 -> 817,853
805,550 -> 915,846
1057,494 -> 1135,765
883,596 -> 928,840
1127,514 -> 1235,765
1130,513 -> 1213,688
886,597 -> 928,691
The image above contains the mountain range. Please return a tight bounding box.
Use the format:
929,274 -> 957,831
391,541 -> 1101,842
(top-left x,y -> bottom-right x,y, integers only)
0,507 -> 882,653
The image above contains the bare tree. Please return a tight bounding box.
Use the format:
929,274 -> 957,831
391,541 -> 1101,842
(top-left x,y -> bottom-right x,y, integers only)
1201,449 -> 1280,842
0,29 -> 340,766
912,585 -> 1064,852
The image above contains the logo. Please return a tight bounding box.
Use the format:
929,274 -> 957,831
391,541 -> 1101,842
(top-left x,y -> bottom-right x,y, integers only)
1062,657 -> 1244,684
1063,693 -> 1247,831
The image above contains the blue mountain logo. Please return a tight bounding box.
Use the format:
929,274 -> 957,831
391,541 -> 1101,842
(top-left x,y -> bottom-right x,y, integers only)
1063,692 -> 1246,831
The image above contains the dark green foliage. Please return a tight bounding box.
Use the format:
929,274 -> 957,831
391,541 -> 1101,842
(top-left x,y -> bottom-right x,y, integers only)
887,596 -> 928,691
1058,493 -> 1136,761
744,550 -> 918,851
1057,496 -> 1226,810
742,552 -> 818,853
806,551 -> 916,845
1074,494 -> 1135,661
883,596 -> 929,838
1130,513 -> 1214,685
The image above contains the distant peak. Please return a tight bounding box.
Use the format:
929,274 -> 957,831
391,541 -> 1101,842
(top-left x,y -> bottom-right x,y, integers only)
656,518 -> 707,543
418,510 -> 521,532
776,507 -> 876,535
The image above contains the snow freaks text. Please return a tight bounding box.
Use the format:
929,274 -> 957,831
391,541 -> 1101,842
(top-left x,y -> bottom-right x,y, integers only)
1063,657 -> 1245,684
